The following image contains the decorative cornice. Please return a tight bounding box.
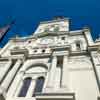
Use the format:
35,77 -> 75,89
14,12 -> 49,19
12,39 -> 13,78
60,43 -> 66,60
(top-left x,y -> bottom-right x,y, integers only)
88,45 -> 99,51
70,50 -> 89,56
10,35 -> 36,42
50,44 -> 70,50
40,18 -> 69,24
0,58 -> 9,61
34,31 -> 69,38
10,48 -> 29,56
27,53 -> 51,59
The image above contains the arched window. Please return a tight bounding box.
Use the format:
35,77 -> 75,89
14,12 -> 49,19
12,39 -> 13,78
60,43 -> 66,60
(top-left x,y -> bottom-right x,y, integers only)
33,77 -> 45,96
18,77 -> 32,97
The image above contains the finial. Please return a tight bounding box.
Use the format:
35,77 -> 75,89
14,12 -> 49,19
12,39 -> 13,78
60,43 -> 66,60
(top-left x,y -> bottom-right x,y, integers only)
15,34 -> 19,39
53,16 -> 65,20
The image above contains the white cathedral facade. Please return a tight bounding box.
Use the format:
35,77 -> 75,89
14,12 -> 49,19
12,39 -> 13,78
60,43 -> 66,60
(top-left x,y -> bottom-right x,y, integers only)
0,17 -> 100,100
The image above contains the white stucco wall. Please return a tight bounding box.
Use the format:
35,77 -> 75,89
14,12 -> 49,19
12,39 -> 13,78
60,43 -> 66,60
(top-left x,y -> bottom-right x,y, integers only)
69,56 -> 99,100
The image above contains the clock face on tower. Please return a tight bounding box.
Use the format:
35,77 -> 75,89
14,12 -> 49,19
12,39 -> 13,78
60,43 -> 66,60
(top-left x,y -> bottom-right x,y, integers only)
44,24 -> 59,32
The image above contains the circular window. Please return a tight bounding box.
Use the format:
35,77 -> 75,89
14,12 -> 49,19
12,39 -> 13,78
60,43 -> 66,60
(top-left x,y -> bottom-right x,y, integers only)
28,41 -> 31,43
34,50 -> 37,53
42,49 -> 45,53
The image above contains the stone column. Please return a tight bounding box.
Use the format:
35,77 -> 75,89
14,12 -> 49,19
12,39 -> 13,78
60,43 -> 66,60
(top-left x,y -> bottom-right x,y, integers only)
7,71 -> 24,97
0,60 -> 12,83
61,55 -> 69,90
90,52 -> 100,91
14,74 -> 24,97
26,79 -> 36,97
47,55 -> 57,88
0,59 -> 22,100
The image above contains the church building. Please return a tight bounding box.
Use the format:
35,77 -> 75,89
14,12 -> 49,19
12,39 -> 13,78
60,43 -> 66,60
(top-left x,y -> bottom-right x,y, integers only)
0,17 -> 100,100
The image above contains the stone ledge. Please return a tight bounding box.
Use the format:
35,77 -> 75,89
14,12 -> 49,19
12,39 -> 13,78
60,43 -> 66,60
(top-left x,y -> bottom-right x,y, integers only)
10,49 -> 28,56
35,93 -> 75,100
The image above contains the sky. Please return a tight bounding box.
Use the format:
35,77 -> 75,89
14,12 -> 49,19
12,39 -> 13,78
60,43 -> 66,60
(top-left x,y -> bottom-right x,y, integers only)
0,0 -> 100,47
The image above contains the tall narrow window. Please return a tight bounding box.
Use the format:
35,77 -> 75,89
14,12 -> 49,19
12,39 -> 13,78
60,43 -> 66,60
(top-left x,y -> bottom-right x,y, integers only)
33,77 -> 45,96
76,41 -> 81,51
18,77 -> 32,97
61,37 -> 65,40
57,56 -> 63,67
56,56 -> 63,87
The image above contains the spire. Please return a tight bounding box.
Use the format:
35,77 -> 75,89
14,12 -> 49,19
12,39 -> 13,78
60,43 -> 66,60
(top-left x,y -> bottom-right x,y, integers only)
0,20 -> 15,42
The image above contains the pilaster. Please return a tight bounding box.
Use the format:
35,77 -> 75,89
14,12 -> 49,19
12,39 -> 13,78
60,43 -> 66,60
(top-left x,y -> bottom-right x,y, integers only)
7,71 -> 24,97
0,60 -> 12,83
0,59 -> 22,100
61,55 -> 69,91
47,55 -> 57,88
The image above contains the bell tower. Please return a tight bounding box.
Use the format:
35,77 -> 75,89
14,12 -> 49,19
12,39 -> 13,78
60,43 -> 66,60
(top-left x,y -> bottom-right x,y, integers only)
34,16 -> 69,35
